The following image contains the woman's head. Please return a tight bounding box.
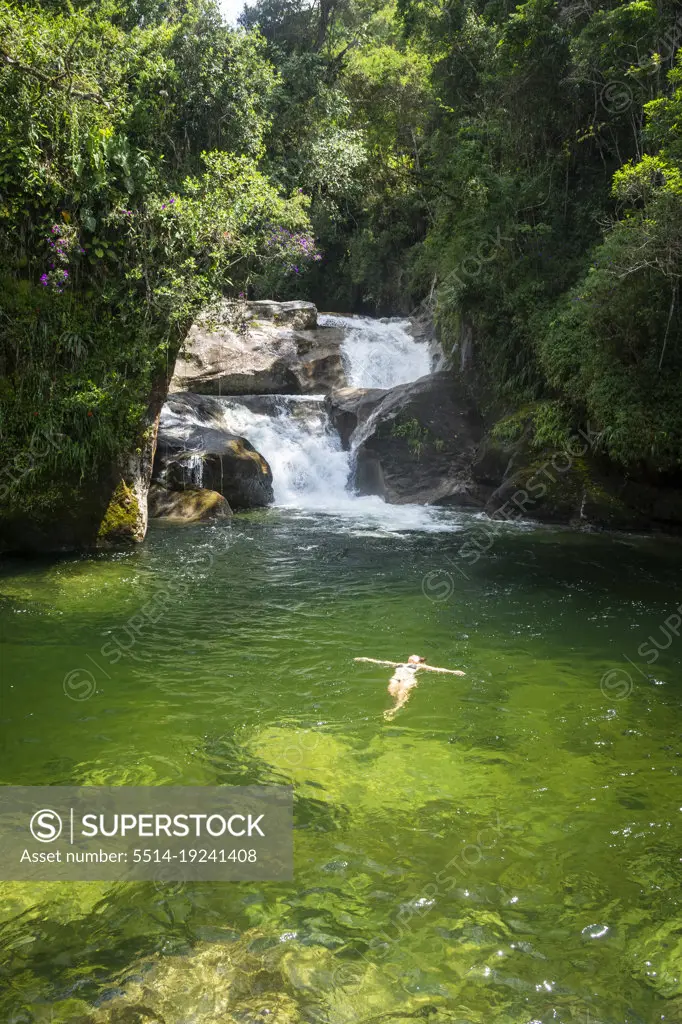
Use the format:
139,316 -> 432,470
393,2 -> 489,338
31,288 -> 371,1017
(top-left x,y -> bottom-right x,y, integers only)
407,654 -> 426,665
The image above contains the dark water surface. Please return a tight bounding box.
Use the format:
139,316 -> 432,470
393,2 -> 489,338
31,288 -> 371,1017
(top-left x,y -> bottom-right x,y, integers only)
2,509 -> 682,1023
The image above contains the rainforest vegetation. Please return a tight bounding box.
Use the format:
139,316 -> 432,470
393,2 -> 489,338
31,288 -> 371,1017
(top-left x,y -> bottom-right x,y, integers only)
1,0 -> 682,530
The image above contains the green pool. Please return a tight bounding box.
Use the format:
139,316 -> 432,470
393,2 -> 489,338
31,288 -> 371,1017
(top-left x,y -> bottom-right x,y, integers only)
1,508 -> 681,1023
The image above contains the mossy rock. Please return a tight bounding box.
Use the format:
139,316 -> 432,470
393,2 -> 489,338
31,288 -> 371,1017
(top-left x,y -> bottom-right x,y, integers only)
0,475 -> 145,553
148,484 -> 232,522
97,480 -> 143,546
485,453 -> 636,526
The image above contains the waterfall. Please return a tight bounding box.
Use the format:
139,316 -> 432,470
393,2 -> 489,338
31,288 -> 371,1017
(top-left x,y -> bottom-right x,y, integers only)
213,395 -> 455,530
185,452 -> 204,488
213,317 -> 435,511
215,395 -> 350,509
320,314 -> 433,389
164,316 -> 455,529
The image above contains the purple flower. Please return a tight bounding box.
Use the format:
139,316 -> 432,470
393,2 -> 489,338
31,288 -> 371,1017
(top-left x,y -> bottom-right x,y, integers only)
40,274 -> 49,286
62,270 -> 68,279
169,197 -> 175,205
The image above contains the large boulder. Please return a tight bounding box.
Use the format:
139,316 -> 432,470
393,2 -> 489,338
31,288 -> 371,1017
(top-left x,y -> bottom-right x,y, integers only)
170,300 -> 347,396
148,484 -> 232,522
325,387 -> 386,449
154,393 -> 274,509
484,455 -> 682,531
351,372 -> 486,505
245,299 -> 317,329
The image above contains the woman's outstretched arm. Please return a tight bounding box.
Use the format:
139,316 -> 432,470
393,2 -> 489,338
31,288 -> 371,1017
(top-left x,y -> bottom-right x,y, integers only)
420,665 -> 466,676
354,657 -> 401,667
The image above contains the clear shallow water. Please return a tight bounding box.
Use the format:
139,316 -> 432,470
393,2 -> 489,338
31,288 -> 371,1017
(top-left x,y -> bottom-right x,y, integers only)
2,510 -> 682,1023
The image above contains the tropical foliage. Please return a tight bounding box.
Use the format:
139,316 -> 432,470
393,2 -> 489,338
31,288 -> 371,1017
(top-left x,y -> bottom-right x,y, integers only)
2,0 -> 682,521
0,0 -> 313,509
244,0 -> 682,472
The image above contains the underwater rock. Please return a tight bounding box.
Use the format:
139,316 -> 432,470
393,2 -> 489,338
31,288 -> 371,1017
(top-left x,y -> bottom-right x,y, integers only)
629,917 -> 682,998
351,371 -> 487,505
66,930 -> 436,1024
85,937 -> 301,1024
147,484 -> 232,522
170,300 -> 346,396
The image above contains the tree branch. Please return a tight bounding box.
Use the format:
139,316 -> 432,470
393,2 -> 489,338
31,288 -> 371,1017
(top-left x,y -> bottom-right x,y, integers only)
0,46 -> 109,106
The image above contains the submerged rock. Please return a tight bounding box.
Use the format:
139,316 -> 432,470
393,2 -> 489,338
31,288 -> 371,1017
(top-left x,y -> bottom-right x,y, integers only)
62,929 -> 432,1024
351,371 -> 486,505
325,387 -> 386,450
155,393 -> 274,509
86,936 -> 305,1024
170,300 -> 346,396
148,484 -> 232,522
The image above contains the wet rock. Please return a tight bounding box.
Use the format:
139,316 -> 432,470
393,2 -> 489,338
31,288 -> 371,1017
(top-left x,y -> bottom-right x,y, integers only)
155,393 -> 274,509
148,484 -> 232,522
351,371 -> 486,505
483,448 -> 682,531
170,300 -> 346,396
325,387 -> 386,449
471,435 -> 517,487
472,409 -> 682,530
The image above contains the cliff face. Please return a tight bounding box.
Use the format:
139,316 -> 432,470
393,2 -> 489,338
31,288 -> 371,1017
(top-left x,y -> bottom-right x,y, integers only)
0,369 -> 166,555
428,319 -> 682,534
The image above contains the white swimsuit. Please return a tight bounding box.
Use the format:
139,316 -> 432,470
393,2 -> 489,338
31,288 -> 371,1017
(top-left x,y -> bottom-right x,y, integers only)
390,663 -> 420,687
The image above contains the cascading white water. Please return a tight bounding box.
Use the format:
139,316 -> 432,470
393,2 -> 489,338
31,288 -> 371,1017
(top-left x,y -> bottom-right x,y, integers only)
185,453 -> 204,489
216,396 -> 351,509
213,317 -> 434,509
320,314 -> 433,389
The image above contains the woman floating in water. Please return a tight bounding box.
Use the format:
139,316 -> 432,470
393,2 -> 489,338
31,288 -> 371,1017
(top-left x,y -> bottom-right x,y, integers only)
354,654 -> 465,720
